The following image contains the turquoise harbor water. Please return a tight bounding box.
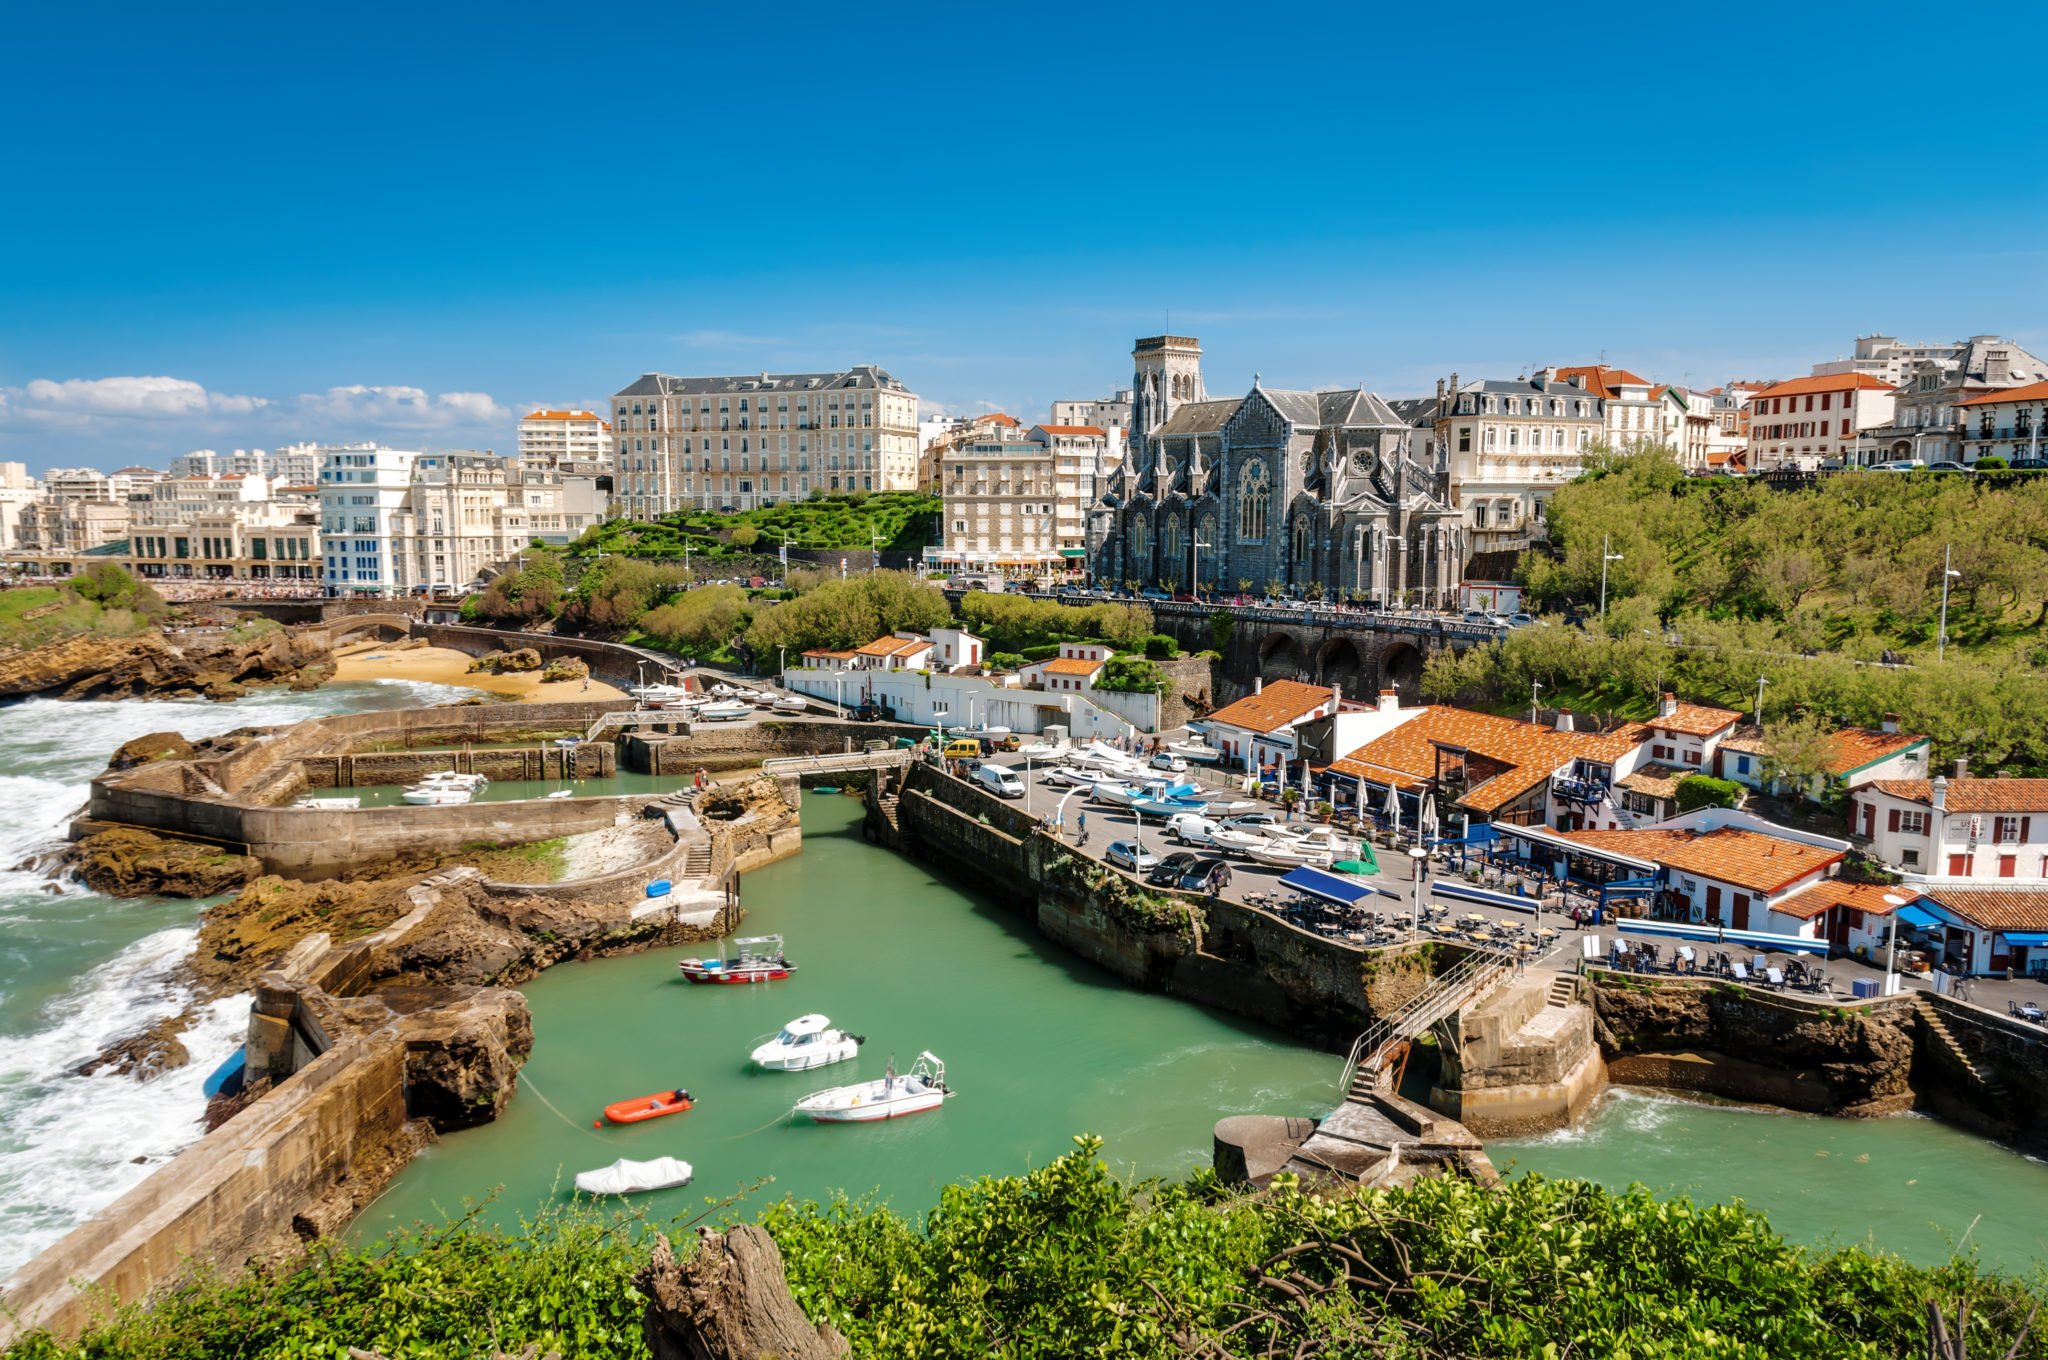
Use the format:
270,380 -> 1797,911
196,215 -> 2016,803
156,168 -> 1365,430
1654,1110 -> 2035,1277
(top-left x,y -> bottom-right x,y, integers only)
3,692 -> 2046,1283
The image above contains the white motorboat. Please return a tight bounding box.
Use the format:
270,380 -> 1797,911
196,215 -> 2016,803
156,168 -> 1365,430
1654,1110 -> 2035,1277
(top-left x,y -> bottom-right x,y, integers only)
1017,738 -> 1065,757
1042,766 -> 1095,788
770,694 -> 808,712
1209,828 -> 1274,855
1166,741 -> 1223,763
632,683 -> 693,707
401,785 -> 474,805
1249,842 -> 1331,869
1090,781 -> 1142,806
751,1014 -> 864,1071
545,789 -> 575,800
414,771 -> 490,792
574,1156 -> 694,1196
697,700 -> 753,721
795,1052 -> 953,1123
293,796 -> 359,810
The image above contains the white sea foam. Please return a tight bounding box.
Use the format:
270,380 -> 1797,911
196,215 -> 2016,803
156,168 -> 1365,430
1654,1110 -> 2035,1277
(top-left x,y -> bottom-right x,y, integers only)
0,681 -> 476,1281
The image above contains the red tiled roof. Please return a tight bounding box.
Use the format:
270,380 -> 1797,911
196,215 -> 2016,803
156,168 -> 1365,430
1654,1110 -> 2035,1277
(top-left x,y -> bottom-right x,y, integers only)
1033,424 -> 1108,436
1652,702 -> 1742,738
1328,705 -> 1633,811
1040,656 -> 1106,676
1772,879 -> 1907,921
1561,826 -> 1843,895
802,647 -> 857,659
1956,380 -> 2048,408
1820,728 -> 1926,776
854,635 -> 931,658
1204,680 -> 1334,735
1867,778 -> 2048,813
1553,365 -> 1650,399
1752,374 -> 1896,400
1920,888 -> 2048,932
980,412 -> 1021,426
522,410 -> 605,422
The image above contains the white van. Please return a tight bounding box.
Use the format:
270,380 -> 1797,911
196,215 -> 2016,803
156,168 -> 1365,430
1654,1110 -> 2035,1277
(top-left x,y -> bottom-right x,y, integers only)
973,764 -> 1027,799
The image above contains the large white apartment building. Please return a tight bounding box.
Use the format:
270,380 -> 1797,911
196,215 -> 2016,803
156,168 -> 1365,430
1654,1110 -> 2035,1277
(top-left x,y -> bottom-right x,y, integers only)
169,445 -> 323,484
1870,336 -> 2048,466
138,474 -> 273,527
131,502 -> 320,581
1027,424 -> 1121,560
1812,335 -> 1971,388
1436,371 -> 1604,547
1745,374 -> 1897,470
1050,389 -> 1134,436
319,445 -> 423,595
609,366 -> 920,518
518,409 -> 613,467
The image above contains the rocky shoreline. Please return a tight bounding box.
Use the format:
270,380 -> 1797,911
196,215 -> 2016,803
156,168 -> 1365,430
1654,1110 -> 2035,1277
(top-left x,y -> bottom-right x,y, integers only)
0,622 -> 333,702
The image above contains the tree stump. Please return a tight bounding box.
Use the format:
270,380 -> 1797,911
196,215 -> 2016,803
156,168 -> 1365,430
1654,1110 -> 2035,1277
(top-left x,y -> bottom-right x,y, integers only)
636,1225 -> 849,1360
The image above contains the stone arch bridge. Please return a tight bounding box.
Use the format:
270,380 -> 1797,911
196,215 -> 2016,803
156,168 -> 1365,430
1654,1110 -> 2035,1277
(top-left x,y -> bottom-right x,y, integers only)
1146,604 -> 1500,708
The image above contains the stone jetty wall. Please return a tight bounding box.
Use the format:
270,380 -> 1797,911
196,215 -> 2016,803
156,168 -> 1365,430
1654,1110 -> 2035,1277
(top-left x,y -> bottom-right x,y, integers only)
875,759 -> 1463,1050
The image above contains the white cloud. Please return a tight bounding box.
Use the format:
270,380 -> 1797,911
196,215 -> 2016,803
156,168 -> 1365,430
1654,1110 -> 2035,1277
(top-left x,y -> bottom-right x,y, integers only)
294,385 -> 510,429
3,375 -> 267,422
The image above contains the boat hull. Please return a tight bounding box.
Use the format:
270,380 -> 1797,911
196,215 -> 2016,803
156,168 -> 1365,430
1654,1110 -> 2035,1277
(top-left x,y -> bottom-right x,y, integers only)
679,962 -> 793,984
799,1093 -> 946,1122
603,1091 -> 693,1123
752,1039 -> 859,1070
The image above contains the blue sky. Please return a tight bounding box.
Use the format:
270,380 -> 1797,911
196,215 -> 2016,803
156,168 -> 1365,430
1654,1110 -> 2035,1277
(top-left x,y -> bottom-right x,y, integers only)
3,1 -> 2041,474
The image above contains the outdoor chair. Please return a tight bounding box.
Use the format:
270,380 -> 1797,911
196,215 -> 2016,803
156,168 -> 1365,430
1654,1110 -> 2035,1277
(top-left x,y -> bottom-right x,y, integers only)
1766,967 -> 1785,989
1731,962 -> 1750,982
1752,955 -> 1769,974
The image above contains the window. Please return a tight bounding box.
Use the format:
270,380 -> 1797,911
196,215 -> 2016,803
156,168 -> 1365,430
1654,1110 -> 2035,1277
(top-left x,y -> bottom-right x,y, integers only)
1996,815 -> 2028,843
1457,426 -> 1472,452
2000,854 -> 2018,878
1237,459 -> 1270,540
1949,852 -> 1973,876
1291,515 -> 1311,563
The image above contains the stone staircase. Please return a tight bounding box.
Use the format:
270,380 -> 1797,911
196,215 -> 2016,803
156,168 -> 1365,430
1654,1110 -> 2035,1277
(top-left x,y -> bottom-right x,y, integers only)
1916,996 -> 2009,1108
681,842 -> 713,879
1545,974 -> 1579,1008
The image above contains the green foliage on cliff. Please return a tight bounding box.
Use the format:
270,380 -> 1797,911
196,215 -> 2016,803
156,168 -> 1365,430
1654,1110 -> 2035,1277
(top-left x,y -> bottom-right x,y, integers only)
1094,656 -> 1168,695
462,549 -> 567,626
571,492 -> 939,556
743,571 -> 950,657
956,592 -> 1153,653
0,567 -> 165,647
11,1140 -> 2044,1360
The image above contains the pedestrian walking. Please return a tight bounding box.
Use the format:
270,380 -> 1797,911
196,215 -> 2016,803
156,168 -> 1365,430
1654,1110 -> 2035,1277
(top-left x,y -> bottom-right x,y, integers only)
1077,811 -> 1088,846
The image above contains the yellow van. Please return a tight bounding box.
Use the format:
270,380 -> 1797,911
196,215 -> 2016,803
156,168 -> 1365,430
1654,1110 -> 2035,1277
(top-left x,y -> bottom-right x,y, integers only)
943,739 -> 983,760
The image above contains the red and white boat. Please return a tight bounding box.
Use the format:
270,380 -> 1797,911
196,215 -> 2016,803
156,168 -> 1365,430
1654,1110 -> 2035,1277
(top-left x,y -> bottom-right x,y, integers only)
678,935 -> 794,984
795,1052 -> 952,1123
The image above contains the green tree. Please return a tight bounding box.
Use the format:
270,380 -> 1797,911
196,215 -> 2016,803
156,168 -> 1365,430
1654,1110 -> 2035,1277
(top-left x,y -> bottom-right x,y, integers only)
637,585 -> 752,657
744,571 -> 950,656
729,524 -> 760,549
1208,609 -> 1233,652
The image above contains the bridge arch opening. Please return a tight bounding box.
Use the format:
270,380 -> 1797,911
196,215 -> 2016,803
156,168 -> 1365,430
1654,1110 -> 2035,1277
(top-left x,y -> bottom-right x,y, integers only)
1380,642 -> 1425,704
1316,637 -> 1366,696
1258,632 -> 1307,683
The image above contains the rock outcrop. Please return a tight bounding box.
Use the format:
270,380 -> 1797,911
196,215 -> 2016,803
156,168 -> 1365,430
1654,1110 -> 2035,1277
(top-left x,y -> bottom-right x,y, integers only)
191,875 -> 415,997
68,827 -> 262,898
541,656 -> 589,682
467,647 -> 543,674
0,624 -> 332,701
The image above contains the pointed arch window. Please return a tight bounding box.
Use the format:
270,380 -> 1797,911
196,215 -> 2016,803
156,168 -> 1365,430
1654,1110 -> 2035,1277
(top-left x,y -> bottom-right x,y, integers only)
1131,514 -> 1150,559
1198,513 -> 1218,581
1163,513 -> 1184,565
1291,514 -> 1311,563
1238,459 -> 1270,541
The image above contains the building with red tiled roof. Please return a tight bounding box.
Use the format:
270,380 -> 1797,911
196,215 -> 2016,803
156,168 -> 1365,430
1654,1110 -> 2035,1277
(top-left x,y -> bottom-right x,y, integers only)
1745,373 -> 1897,472
1196,679 -> 1340,775
1908,885 -> 2048,976
1766,879 -> 1906,957
1560,822 -> 1846,930
1851,773 -> 2048,891
1019,642 -> 1113,694
1714,720 -> 1929,805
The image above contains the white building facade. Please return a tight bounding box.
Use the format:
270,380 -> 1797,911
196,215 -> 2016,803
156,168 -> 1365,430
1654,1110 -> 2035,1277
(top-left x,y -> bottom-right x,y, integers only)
519,409 -> 614,467
319,446 -> 423,595
1744,374 -> 1897,470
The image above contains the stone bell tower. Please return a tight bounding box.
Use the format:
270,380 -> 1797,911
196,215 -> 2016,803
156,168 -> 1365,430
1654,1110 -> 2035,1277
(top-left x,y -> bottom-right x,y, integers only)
1131,334 -> 1205,445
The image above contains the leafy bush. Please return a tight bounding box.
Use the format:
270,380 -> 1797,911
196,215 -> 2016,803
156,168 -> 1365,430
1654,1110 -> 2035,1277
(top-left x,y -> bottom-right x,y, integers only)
555,557 -> 691,636
637,585 -> 752,658
1095,656 -> 1168,694
1141,633 -> 1180,659
1209,609 -> 1233,652
744,571 -> 950,657
1976,455 -> 2009,470
68,562 -> 165,617
958,593 -> 1152,652
986,651 -> 1027,671
466,549 -> 566,626
1676,772 -> 1744,811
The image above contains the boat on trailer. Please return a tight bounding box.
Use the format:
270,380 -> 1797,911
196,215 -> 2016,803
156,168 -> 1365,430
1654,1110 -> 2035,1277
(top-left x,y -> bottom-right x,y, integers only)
1166,740 -> 1223,763
679,934 -> 794,984
795,1052 -> 953,1123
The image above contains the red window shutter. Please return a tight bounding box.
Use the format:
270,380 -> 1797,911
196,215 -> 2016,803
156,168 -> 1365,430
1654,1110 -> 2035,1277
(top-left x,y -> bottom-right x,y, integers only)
1949,852 -> 1969,876
2025,817 -> 2033,843
2002,855 -> 2018,878
1888,808 -> 1901,833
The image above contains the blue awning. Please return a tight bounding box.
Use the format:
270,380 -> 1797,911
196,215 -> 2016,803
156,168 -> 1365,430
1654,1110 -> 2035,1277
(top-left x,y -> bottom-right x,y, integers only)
1279,866 -> 1374,907
2001,931 -> 2048,946
1432,881 -> 1543,915
1897,902 -> 1944,929
1608,917 -> 1830,956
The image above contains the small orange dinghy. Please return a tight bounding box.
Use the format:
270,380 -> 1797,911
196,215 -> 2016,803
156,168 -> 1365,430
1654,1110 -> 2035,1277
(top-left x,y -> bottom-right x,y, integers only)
602,1089 -> 693,1124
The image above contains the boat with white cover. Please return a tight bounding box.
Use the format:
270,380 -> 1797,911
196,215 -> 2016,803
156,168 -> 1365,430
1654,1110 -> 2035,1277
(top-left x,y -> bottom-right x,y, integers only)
1248,842 -> 1331,869
400,771 -> 489,805
1209,827 -> 1274,855
1091,781 -> 1143,806
697,700 -> 753,721
794,1052 -> 952,1123
294,796 -> 360,810
1166,741 -> 1223,763
770,694 -> 808,712
751,1014 -> 864,1071
574,1156 -> 694,1196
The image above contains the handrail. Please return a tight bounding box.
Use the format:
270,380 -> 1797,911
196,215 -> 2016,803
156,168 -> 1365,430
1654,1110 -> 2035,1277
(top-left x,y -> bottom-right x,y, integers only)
1339,948 -> 1514,1094
760,750 -> 911,775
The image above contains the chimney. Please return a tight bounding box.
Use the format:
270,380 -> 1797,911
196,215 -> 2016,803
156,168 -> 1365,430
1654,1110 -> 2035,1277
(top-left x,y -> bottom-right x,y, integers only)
1253,677 -> 1263,694
1658,691 -> 1677,719
1881,713 -> 1900,735
1330,681 -> 1342,710
1953,756 -> 1968,780
1932,774 -> 1948,811
1554,709 -> 1575,733
1378,687 -> 1399,714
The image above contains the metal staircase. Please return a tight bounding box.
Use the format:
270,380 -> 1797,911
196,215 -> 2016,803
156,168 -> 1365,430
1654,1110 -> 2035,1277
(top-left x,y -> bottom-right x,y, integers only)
1340,948 -> 1516,1099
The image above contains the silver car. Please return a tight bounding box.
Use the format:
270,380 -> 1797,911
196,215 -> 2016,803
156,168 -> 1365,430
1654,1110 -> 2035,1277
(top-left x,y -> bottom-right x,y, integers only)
1105,840 -> 1159,873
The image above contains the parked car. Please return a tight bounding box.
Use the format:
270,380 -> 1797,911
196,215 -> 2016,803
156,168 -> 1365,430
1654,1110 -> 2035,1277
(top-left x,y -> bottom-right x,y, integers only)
1461,609 -> 1492,623
1152,855 -> 1225,892
1873,459 -> 1925,472
1167,813 -> 1218,846
1507,611 -> 1542,627
1146,851 -> 1202,886
1924,461 -> 1975,474
1105,840 -> 1159,873
851,701 -> 893,722
1220,811 -> 1283,833
2008,458 -> 2048,471
1149,752 -> 1188,773
972,764 -> 1027,799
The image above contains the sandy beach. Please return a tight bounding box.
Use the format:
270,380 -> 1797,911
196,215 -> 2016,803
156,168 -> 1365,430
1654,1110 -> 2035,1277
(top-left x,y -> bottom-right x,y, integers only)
330,642 -> 627,701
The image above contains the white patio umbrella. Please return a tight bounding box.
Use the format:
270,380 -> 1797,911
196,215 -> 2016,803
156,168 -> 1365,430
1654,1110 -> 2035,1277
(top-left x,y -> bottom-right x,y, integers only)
1383,781 -> 1402,836
1420,796 -> 1439,843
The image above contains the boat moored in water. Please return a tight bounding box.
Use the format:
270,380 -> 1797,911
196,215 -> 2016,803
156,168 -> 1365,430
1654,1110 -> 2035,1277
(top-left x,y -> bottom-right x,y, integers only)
679,934 -> 794,984
794,1051 -> 952,1123
574,1156 -> 694,1195
294,796 -> 360,810
750,1013 -> 864,1070
601,1088 -> 693,1123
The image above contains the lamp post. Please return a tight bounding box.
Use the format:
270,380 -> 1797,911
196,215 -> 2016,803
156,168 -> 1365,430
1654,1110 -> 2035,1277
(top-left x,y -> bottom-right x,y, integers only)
1881,893 -> 1909,995
1938,545 -> 1961,661
1599,534 -> 1623,622
1408,845 -> 1430,942
1754,675 -> 1770,728
1530,679 -> 1543,724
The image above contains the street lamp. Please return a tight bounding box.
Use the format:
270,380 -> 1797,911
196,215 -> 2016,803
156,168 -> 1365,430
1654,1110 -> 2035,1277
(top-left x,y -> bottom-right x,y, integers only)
1881,893 -> 1910,995
1754,675 -> 1770,728
1938,544 -> 1961,661
1530,679 -> 1543,723
1408,845 -> 1430,941
1599,533 -> 1624,622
